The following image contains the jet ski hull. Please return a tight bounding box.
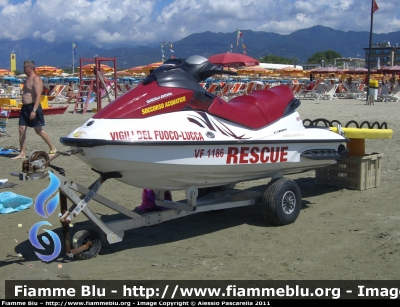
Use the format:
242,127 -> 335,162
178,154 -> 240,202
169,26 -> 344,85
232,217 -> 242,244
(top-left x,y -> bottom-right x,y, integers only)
61,111 -> 347,190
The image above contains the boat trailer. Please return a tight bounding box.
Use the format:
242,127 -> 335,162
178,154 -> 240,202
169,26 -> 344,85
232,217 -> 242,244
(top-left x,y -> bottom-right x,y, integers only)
11,151 -> 301,260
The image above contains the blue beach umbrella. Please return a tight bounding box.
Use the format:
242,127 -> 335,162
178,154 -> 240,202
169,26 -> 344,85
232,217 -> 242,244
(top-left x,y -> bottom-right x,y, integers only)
2,76 -> 22,84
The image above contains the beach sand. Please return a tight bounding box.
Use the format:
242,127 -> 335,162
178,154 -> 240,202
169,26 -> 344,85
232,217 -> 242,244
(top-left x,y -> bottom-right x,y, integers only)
0,97 -> 399,297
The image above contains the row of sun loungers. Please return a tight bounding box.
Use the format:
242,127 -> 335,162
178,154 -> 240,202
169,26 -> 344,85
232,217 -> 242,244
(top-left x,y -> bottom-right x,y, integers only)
45,83 -> 137,103
7,80 -> 397,104
202,79 -> 400,102
376,84 -> 400,102
203,81 -> 277,100
0,85 -> 22,99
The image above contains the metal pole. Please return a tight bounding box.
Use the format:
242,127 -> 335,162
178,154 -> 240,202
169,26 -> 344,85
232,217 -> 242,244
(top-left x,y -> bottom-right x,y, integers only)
366,0 -> 375,103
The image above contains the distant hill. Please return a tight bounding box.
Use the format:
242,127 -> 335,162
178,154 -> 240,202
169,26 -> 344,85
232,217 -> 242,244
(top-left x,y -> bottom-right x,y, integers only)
1,26 -> 399,70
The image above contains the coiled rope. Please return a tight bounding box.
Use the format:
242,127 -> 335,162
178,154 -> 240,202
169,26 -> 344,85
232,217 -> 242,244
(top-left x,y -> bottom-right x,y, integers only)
303,118 -> 388,129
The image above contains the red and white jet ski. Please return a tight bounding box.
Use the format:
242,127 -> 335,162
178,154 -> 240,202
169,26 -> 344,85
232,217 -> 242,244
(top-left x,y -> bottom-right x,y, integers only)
60,55 -> 348,225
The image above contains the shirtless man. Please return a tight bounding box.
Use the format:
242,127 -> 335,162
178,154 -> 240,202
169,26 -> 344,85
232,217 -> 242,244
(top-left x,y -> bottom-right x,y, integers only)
11,60 -> 57,160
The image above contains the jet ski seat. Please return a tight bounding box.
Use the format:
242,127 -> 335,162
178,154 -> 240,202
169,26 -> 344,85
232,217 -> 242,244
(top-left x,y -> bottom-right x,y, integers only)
208,85 -> 298,129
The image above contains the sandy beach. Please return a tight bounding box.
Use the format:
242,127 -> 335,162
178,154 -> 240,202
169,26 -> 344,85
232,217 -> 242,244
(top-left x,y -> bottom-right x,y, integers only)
0,96 -> 399,298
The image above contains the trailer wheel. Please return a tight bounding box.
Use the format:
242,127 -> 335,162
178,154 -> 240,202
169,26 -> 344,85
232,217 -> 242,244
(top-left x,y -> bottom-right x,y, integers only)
261,178 -> 301,226
71,230 -> 101,260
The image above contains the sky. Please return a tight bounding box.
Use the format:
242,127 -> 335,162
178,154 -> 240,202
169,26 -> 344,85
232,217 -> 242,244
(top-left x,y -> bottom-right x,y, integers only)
1,0 -> 399,47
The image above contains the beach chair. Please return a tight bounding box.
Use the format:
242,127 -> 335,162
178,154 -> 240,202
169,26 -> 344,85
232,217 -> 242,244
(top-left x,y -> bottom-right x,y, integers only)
255,82 -> 265,90
116,84 -> 126,96
123,84 -> 132,92
335,83 -> 348,98
233,82 -> 247,96
48,85 -> 68,102
377,85 -> 391,102
351,83 -> 367,99
321,84 -> 338,100
310,83 -> 326,99
298,82 -> 316,99
243,81 -> 257,95
206,83 -> 220,95
261,83 -> 271,90
0,105 -> 12,137
0,86 -> 19,99
291,83 -> 304,98
389,88 -> 400,102
223,82 -> 245,100
218,83 -> 233,98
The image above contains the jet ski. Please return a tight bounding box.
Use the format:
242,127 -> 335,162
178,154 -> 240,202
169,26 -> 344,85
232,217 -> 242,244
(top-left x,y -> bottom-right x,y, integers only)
61,55 -> 348,193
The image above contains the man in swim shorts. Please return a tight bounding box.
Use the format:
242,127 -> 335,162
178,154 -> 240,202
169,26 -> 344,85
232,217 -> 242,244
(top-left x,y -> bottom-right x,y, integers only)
11,60 -> 57,160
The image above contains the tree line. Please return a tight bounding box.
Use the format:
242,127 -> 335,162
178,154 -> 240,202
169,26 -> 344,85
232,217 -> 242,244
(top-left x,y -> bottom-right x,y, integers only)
260,50 -> 342,66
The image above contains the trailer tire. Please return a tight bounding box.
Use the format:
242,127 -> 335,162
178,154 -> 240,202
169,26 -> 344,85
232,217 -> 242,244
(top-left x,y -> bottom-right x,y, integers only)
261,178 -> 301,226
71,230 -> 101,260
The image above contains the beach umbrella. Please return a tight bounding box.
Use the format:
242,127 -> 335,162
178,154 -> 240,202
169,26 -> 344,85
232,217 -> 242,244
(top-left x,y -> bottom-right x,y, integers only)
80,63 -> 115,75
59,72 -> 72,77
223,67 -> 238,72
2,76 -> 22,83
275,67 -> 303,76
275,66 -> 303,72
126,66 -> 145,74
309,67 -> 322,73
208,52 -> 259,67
66,77 -> 80,83
345,67 -> 367,74
35,65 -> 63,76
0,68 -> 13,76
142,62 -> 164,74
116,70 -> 131,77
237,66 -> 271,75
315,67 -> 342,74
381,65 -> 400,73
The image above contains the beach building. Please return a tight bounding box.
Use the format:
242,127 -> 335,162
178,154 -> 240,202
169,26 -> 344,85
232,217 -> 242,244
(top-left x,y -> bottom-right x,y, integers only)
364,42 -> 400,68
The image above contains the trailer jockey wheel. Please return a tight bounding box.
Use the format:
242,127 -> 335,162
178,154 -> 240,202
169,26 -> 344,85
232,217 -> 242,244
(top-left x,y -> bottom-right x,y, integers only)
260,178 -> 301,226
71,230 -> 102,260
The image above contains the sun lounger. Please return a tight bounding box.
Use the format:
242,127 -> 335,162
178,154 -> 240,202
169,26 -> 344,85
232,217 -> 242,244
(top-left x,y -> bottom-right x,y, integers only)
390,89 -> 400,102
206,83 -> 220,95
124,84 -> 132,92
0,105 -> 12,137
221,82 -> 247,100
0,86 -> 20,99
377,85 -> 391,102
305,83 -> 326,100
47,85 -> 68,102
320,84 -> 338,100
291,83 -> 304,98
243,81 -> 257,95
298,83 -> 317,99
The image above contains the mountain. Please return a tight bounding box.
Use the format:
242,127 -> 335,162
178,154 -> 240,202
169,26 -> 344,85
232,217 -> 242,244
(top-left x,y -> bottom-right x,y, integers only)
1,26 -> 399,70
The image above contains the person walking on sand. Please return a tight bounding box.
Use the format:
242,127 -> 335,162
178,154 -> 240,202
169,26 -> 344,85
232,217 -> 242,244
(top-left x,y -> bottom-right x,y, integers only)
11,60 -> 57,160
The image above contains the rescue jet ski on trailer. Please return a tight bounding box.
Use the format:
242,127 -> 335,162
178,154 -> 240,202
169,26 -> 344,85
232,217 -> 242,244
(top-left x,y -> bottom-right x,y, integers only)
61,55 -> 347,191
56,55 -> 348,258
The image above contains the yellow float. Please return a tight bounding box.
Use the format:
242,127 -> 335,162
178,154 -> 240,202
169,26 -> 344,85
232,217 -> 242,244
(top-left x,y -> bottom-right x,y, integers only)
330,126 -> 393,156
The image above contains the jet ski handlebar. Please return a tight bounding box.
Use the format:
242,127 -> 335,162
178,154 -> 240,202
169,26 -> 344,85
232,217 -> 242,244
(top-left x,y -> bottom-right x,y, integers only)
141,55 -> 238,86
